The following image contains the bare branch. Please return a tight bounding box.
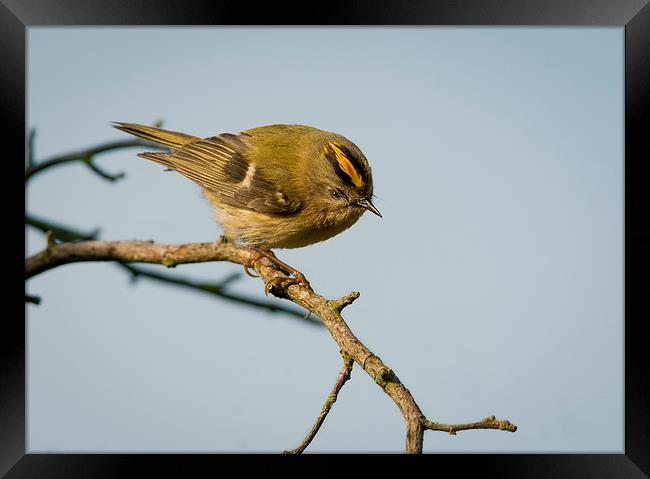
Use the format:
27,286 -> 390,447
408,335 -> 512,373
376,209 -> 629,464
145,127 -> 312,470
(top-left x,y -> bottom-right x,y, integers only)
25,240 -> 245,279
83,157 -> 126,182
24,238 -> 517,452
284,352 -> 354,454
424,415 -> 518,435
26,214 -> 100,242
116,263 -> 320,327
24,138 -> 164,182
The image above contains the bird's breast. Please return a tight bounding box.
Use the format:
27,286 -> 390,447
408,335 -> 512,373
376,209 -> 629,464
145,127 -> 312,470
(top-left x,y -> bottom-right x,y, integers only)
272,207 -> 365,249
205,191 -> 365,249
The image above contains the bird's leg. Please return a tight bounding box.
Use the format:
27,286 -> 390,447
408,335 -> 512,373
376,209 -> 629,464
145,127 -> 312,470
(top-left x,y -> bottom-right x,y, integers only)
215,235 -> 261,278
250,247 -> 312,295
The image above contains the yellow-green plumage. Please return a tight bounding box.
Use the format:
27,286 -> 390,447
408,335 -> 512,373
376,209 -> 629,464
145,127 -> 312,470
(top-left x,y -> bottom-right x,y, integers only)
112,122 -> 379,249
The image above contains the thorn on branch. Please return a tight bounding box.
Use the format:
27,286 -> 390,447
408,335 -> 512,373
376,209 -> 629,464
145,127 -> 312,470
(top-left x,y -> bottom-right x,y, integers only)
328,291 -> 360,313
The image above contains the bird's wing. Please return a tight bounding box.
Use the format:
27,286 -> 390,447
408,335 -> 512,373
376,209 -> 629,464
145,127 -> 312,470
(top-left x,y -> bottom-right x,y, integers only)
139,133 -> 303,215
112,122 -> 199,149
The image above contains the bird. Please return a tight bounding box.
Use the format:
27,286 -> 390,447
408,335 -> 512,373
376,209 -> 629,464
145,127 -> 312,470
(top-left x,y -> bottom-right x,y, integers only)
112,122 -> 381,290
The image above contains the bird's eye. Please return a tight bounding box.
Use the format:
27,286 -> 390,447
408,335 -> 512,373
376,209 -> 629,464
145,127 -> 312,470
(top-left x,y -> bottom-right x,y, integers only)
330,189 -> 341,199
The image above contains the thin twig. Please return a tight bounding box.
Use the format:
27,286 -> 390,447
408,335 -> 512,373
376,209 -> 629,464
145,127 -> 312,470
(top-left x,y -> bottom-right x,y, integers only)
116,263 -> 319,326
83,157 -> 126,182
26,214 -> 100,242
24,138 -> 164,182
424,415 -> 518,435
284,353 -> 354,454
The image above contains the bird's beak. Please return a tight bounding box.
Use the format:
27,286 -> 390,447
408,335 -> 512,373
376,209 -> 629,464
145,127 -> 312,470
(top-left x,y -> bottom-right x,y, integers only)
356,198 -> 382,218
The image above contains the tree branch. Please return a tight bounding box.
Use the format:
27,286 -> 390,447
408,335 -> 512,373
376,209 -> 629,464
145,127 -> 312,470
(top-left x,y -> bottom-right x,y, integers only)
26,217 -> 314,322
26,214 -> 100,242
284,352 -> 354,454
424,415 -> 517,435
83,157 -> 126,182
25,239 -> 242,279
116,263 -> 320,327
24,138 -> 164,182
25,238 -> 517,452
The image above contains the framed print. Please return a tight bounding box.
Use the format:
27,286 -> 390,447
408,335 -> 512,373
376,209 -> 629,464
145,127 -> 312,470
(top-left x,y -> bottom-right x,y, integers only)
7,0 -> 650,475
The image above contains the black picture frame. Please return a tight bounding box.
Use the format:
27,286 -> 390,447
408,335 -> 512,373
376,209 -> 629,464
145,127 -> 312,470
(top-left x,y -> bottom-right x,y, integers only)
9,0 -> 649,476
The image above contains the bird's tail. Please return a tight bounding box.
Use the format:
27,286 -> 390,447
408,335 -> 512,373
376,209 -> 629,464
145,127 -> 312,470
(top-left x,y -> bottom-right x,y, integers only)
111,122 -> 199,149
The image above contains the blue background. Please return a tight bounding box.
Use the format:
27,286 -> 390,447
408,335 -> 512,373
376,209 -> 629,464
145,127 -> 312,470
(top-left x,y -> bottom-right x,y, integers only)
26,27 -> 623,452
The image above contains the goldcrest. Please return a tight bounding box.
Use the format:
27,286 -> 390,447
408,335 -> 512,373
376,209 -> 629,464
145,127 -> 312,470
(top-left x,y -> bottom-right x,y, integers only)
113,122 -> 380,245
113,122 -> 381,285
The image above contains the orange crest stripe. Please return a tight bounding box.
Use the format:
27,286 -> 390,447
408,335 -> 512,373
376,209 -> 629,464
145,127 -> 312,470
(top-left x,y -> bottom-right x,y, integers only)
328,143 -> 364,188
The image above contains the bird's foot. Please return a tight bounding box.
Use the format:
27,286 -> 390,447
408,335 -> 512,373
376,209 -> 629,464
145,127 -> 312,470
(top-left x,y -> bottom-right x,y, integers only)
248,247 -> 311,295
215,235 -> 258,277
242,250 -> 264,278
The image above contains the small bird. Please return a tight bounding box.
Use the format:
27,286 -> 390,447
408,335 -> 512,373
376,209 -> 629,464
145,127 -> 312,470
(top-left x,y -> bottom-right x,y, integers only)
112,122 -> 381,289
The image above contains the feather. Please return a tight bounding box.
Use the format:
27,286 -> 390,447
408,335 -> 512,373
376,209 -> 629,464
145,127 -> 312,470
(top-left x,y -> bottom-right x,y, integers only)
115,123 -> 303,216
111,122 -> 199,149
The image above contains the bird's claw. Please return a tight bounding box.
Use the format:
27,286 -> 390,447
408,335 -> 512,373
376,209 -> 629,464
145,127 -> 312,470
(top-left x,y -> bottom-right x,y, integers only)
242,250 -> 265,278
243,264 -> 259,278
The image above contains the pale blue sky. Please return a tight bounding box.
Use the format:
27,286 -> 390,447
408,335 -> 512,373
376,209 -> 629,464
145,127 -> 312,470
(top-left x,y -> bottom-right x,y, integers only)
26,27 -> 623,452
